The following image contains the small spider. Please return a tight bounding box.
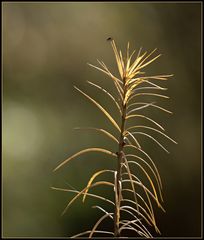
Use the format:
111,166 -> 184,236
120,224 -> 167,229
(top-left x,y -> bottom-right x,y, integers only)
106,37 -> 113,41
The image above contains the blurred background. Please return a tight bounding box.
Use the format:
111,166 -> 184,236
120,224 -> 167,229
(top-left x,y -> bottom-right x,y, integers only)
2,2 -> 201,238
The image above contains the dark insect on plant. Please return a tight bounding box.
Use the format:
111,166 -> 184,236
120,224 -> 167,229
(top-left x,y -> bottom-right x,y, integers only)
52,39 -> 177,238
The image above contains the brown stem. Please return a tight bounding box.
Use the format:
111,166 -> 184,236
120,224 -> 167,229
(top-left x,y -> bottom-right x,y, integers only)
114,79 -> 127,237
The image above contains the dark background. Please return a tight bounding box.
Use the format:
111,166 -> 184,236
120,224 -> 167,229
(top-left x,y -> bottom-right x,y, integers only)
2,2 -> 202,238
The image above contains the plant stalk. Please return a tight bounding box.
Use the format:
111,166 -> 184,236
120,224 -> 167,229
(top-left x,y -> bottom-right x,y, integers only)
114,79 -> 127,237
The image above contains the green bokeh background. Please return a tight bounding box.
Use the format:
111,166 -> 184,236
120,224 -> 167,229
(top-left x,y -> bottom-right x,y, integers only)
2,2 -> 202,238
